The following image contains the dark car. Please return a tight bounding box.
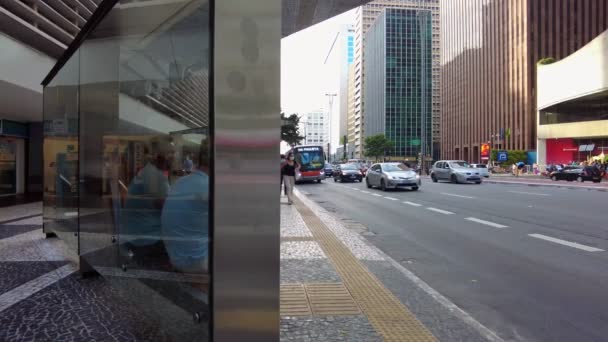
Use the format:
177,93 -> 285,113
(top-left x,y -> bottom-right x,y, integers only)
550,166 -> 602,183
323,163 -> 334,177
333,163 -> 363,182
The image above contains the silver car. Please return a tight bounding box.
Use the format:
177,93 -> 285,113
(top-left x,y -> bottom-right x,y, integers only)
366,163 -> 421,191
431,160 -> 482,184
470,163 -> 490,178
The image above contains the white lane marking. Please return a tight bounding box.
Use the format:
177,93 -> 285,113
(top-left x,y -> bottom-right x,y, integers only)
372,194 -> 382,197
384,197 -> 399,201
64,212 -> 78,217
465,217 -> 508,229
351,187 -> 360,190
403,201 -> 422,207
528,234 -> 604,252
441,192 -> 474,199
361,190 -> 371,194
0,263 -> 77,313
508,191 -> 549,196
426,207 -> 454,215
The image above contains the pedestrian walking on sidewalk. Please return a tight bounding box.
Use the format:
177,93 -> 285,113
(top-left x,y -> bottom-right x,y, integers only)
280,154 -> 286,194
282,152 -> 298,205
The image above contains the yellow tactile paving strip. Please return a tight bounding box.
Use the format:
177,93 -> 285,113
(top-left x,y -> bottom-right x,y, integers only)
280,283 -> 360,316
294,198 -> 438,342
280,284 -> 312,316
305,283 -> 361,316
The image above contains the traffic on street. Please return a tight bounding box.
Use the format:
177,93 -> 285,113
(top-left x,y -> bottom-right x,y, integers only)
296,175 -> 608,342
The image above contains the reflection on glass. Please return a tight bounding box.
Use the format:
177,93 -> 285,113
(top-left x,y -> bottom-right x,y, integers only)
43,0 -> 211,338
0,139 -> 17,195
162,135 -> 209,274
42,51 -> 79,250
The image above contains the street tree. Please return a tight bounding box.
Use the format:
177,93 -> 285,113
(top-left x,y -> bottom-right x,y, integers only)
281,112 -> 304,148
364,134 -> 393,162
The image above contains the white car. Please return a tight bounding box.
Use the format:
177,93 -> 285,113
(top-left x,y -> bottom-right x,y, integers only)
470,164 -> 490,178
366,163 -> 421,191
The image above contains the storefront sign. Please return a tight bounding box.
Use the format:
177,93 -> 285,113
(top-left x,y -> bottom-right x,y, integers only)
480,143 -> 490,160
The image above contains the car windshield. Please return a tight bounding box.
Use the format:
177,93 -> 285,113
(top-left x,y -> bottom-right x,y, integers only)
383,163 -> 410,172
450,161 -> 470,168
341,164 -> 358,170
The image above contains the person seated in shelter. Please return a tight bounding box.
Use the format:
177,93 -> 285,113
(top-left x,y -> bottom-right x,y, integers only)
121,142 -> 170,251
161,139 -> 210,274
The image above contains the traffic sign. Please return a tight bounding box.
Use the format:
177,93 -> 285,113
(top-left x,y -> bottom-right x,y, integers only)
497,151 -> 508,162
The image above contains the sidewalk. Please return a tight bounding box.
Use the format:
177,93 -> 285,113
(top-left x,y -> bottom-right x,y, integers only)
281,189 -> 500,342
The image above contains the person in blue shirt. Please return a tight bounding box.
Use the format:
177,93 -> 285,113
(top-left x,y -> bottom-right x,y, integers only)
121,144 -> 170,248
161,140 -> 209,274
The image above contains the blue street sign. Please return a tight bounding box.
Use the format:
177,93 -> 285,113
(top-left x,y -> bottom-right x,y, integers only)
497,151 -> 508,162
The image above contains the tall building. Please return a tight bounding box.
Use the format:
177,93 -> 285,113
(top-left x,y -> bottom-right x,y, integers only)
441,0 -> 608,162
338,24 -> 355,151
301,109 -> 329,146
353,0 -> 440,158
364,8 -> 432,160
346,64 -> 357,158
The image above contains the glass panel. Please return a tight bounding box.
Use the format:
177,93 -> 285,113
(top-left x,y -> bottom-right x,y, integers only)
0,139 -> 17,195
77,0 -> 211,338
42,51 -> 80,251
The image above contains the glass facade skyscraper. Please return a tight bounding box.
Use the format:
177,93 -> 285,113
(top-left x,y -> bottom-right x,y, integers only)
364,8 -> 432,160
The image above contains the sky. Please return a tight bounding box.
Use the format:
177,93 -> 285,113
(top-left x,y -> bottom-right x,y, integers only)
280,9 -> 355,153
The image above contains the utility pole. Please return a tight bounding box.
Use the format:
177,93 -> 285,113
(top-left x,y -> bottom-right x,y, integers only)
325,93 -> 337,162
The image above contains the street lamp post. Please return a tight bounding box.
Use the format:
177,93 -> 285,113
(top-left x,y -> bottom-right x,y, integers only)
325,93 -> 337,162
417,9 -> 429,175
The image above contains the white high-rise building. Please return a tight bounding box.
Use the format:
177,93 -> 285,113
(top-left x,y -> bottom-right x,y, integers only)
301,109 -> 329,147
352,0 -> 440,158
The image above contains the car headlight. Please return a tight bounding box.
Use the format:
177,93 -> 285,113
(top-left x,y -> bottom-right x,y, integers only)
415,175 -> 420,179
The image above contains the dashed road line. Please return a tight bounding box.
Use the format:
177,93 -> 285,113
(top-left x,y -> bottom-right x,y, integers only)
426,207 -> 454,215
351,187 -> 360,190
441,193 -> 474,199
528,234 -> 604,252
372,194 -> 383,197
361,190 -> 371,194
508,191 -> 549,196
384,197 -> 399,201
465,217 -> 508,229
403,201 -> 422,207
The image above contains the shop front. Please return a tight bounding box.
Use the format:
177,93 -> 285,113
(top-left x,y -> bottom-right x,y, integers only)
536,29 -> 608,168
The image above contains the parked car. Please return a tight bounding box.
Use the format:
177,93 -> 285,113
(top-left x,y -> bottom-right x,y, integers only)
550,166 -> 602,183
324,163 -> 334,177
470,164 -> 490,178
333,163 -> 363,182
366,162 -> 421,191
431,160 -> 482,184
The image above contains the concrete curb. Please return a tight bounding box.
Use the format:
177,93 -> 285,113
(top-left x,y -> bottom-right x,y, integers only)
484,179 -> 608,192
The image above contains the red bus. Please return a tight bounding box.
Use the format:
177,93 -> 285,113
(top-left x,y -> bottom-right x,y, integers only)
290,145 -> 326,183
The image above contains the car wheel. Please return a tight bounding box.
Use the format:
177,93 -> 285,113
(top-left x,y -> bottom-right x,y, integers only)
411,186 -> 419,191
431,174 -> 438,183
551,175 -> 557,181
576,176 -> 583,183
451,174 -> 458,184
381,179 -> 387,191
333,177 -> 337,182
475,181 -> 482,184
366,178 -> 372,188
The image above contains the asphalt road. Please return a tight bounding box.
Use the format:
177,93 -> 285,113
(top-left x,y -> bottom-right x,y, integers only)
298,177 -> 608,342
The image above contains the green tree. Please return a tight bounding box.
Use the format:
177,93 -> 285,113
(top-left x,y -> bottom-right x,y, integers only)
281,112 -> 304,147
537,57 -> 556,65
364,134 -> 393,162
